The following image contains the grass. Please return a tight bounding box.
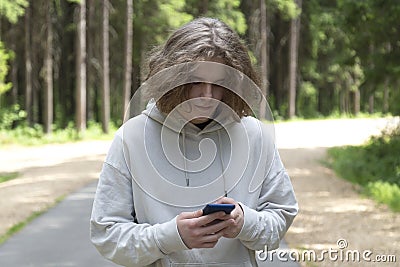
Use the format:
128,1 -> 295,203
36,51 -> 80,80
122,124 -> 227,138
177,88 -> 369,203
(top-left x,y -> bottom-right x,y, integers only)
0,210 -> 46,245
326,124 -> 400,212
0,172 -> 18,183
0,121 -> 116,147
366,181 -> 400,210
0,194 -> 65,245
272,111 -> 390,124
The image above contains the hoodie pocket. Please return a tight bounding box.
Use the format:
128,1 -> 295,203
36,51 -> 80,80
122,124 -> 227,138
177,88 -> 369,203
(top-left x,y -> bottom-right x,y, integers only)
159,239 -> 254,267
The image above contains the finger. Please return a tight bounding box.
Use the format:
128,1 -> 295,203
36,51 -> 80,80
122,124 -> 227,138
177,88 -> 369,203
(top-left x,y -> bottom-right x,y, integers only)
201,232 -> 223,243
196,211 -> 226,225
214,196 -> 225,204
190,231 -> 223,249
230,207 -> 241,219
221,213 -> 235,221
214,197 -> 235,204
197,231 -> 224,248
202,218 -> 234,235
179,209 -> 203,220
218,205 -> 240,221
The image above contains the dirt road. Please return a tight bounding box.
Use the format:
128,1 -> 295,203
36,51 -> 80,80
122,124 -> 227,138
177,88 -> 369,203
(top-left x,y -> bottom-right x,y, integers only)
0,118 -> 399,266
276,118 -> 399,266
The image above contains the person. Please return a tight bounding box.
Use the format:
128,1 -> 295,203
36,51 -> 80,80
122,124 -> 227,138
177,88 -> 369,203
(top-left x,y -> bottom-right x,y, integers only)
90,17 -> 298,267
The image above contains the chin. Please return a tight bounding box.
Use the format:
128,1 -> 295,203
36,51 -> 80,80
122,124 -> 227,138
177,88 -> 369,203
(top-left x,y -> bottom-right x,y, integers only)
191,118 -> 210,124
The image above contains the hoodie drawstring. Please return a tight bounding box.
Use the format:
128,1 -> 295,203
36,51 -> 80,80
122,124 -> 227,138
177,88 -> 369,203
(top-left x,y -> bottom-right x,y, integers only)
218,131 -> 228,197
182,130 -> 190,186
182,129 -> 227,197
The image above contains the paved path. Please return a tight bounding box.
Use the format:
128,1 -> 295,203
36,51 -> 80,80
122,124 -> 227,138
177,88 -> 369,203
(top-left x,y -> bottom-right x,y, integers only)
0,182 -> 118,267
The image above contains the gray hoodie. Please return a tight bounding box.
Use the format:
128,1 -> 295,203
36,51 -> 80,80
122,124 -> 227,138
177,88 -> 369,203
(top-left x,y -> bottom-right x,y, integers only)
90,101 -> 298,266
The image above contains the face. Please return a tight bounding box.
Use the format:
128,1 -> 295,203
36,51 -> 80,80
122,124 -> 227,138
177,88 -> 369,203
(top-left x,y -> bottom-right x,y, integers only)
183,82 -> 225,124
173,58 -> 227,125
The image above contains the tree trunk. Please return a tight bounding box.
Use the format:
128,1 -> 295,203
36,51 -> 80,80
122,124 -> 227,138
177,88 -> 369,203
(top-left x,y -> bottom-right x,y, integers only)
368,94 -> 374,114
86,0 -> 96,122
101,0 -> 110,133
353,89 -> 360,115
259,0 -> 268,120
274,17 -> 285,113
344,78 -> 350,114
76,0 -> 87,132
44,0 -> 53,134
198,0 -> 209,15
383,77 -> 389,114
383,44 -> 391,114
339,88 -> 345,113
288,0 -> 302,118
11,27 -> 18,106
123,0 -> 133,122
24,3 -> 33,125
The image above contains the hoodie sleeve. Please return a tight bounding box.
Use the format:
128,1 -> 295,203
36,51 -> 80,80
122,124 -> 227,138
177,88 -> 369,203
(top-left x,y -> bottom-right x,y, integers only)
90,134 -> 188,266
236,149 -> 298,251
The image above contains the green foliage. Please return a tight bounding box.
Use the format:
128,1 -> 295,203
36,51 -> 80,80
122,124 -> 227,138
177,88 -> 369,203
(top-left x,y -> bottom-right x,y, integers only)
134,0 -> 193,46
159,0 -> 193,30
0,42 -> 12,99
0,104 -> 26,130
297,81 -> 318,118
0,0 -> 28,23
300,0 -> 363,115
337,0 -> 400,114
67,0 -> 81,4
327,123 -> 400,211
184,0 -> 247,35
269,0 -> 301,20
206,0 -> 247,34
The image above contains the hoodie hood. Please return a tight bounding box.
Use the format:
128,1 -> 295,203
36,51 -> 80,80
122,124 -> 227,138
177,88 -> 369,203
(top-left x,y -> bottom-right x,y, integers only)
141,99 -> 235,193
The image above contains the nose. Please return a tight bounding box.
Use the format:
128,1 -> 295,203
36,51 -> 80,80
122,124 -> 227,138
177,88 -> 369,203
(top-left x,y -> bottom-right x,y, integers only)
199,83 -> 213,98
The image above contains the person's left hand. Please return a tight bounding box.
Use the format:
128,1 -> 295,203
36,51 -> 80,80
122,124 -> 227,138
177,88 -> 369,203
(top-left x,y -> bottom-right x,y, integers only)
214,197 -> 244,238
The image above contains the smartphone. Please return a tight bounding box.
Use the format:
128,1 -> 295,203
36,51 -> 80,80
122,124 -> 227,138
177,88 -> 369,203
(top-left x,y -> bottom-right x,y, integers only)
202,203 -> 235,216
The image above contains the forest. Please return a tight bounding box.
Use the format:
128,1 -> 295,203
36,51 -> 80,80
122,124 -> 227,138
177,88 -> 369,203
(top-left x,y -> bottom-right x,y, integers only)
0,0 -> 399,134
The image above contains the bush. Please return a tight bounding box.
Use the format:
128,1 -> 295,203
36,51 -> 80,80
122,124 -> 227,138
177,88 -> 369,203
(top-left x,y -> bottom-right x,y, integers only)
327,122 -> 400,211
297,82 -> 319,118
0,104 -> 27,130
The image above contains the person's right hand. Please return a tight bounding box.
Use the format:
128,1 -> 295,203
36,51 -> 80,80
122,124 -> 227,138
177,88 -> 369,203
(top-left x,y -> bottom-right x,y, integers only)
176,210 -> 235,249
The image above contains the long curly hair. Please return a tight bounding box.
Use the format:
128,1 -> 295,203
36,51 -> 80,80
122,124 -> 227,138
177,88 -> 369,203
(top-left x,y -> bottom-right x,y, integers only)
144,17 -> 260,118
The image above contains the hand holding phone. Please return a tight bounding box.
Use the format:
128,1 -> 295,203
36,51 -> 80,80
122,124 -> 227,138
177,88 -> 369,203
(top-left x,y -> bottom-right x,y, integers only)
202,203 -> 235,216
201,198 -> 244,239
176,209 -> 234,249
